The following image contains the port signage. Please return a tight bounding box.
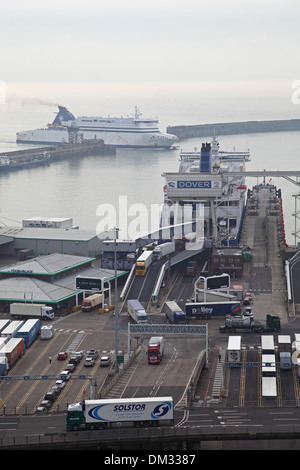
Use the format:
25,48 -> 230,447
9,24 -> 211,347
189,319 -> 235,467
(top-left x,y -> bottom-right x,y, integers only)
167,179 -> 221,189
206,274 -> 230,290
75,276 -> 102,290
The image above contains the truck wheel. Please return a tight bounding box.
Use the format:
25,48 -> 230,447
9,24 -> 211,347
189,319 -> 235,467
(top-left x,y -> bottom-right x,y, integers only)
72,424 -> 79,431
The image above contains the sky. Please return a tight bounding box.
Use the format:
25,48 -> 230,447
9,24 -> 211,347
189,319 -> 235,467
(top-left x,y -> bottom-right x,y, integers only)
1,0 -> 300,87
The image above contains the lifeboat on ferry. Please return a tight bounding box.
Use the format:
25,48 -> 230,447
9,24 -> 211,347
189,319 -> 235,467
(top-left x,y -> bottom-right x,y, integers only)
236,184 -> 247,190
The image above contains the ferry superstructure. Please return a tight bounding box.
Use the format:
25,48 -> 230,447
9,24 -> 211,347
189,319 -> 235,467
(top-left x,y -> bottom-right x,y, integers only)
16,106 -> 178,149
161,135 -> 250,247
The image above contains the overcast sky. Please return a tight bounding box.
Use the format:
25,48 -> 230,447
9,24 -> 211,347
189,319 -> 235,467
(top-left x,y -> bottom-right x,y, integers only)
1,0 -> 299,85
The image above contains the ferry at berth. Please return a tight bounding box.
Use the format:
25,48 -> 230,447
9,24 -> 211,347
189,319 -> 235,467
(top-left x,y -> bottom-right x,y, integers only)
161,135 -> 249,247
16,106 -> 178,149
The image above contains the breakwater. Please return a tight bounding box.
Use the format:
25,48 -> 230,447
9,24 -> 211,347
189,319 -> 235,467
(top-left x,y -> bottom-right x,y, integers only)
167,119 -> 300,140
0,139 -> 116,170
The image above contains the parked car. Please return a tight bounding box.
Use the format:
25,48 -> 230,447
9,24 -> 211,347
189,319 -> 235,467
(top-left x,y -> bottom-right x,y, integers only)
243,293 -> 252,305
87,349 -> 98,358
84,357 -> 95,367
55,379 -> 66,390
66,363 -> 76,373
50,385 -> 61,395
57,351 -> 68,360
44,390 -> 58,403
69,356 -> 80,365
36,400 -> 52,413
60,370 -> 71,381
100,356 -> 111,367
73,351 -> 84,360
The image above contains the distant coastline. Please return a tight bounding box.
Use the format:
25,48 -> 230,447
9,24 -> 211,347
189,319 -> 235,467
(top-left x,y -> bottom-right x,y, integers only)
167,119 -> 300,140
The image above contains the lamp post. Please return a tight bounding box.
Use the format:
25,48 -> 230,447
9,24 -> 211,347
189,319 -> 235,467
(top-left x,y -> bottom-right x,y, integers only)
114,227 -> 119,374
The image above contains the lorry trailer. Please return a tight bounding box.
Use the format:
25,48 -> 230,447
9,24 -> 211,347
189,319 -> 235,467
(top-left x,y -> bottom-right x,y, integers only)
66,397 -> 174,431
220,314 -> 281,333
16,319 -> 41,348
1,320 -> 24,339
81,293 -> 103,312
152,241 -> 175,260
127,299 -> 148,324
148,336 -> 164,364
186,301 -> 241,319
0,357 -> 8,376
0,337 -> 24,369
10,303 -> 54,320
0,320 -> 10,334
164,301 -> 186,324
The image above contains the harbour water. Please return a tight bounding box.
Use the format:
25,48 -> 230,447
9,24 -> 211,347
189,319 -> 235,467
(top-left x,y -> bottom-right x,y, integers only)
0,81 -> 299,244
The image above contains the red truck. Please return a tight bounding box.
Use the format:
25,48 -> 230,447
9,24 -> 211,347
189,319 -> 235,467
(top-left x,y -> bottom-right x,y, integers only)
147,336 -> 164,364
186,260 -> 197,277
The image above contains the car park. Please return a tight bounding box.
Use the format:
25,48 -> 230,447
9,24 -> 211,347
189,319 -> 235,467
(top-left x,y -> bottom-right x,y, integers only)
84,357 -> 95,367
100,356 -> 111,367
57,351 -> 68,360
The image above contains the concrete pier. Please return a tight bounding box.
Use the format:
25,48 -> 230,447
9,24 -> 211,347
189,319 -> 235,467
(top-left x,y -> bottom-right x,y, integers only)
167,119 -> 300,140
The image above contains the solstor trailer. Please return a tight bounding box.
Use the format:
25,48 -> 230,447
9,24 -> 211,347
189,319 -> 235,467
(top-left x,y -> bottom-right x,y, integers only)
66,397 -> 174,431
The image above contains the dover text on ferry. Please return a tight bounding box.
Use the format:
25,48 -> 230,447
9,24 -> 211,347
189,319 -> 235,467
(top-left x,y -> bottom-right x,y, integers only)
16,106 -> 179,149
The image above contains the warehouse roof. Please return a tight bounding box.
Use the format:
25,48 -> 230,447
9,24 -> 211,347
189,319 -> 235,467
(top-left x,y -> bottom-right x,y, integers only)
0,227 -> 100,242
0,253 -> 94,275
0,277 -> 76,304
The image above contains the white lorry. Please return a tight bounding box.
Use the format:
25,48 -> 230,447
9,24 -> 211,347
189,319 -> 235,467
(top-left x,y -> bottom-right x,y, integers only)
152,241 -> 175,260
10,303 -> 54,320
66,397 -> 174,431
127,299 -> 148,324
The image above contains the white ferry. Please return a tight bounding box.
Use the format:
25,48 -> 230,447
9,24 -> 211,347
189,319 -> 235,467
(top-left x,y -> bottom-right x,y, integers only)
16,106 -> 178,149
161,135 -> 250,247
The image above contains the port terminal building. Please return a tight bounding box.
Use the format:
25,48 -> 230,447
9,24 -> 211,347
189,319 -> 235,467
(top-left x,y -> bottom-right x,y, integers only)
0,253 -> 125,315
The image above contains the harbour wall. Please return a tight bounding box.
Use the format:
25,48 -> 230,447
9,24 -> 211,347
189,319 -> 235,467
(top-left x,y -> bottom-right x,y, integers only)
0,139 -> 115,163
167,119 -> 300,140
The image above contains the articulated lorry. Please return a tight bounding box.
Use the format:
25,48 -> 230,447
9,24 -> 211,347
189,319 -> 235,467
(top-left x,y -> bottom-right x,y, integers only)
185,301 -> 241,319
10,303 -> 54,320
127,299 -> 148,324
148,336 -> 164,364
136,250 -> 153,276
220,314 -> 281,333
152,242 -> 175,260
165,301 -> 186,324
66,397 -> 174,431
186,260 -> 197,277
81,293 -> 103,312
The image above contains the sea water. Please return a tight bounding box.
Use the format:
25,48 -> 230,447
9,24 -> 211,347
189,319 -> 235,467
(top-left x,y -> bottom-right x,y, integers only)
0,81 -> 299,244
